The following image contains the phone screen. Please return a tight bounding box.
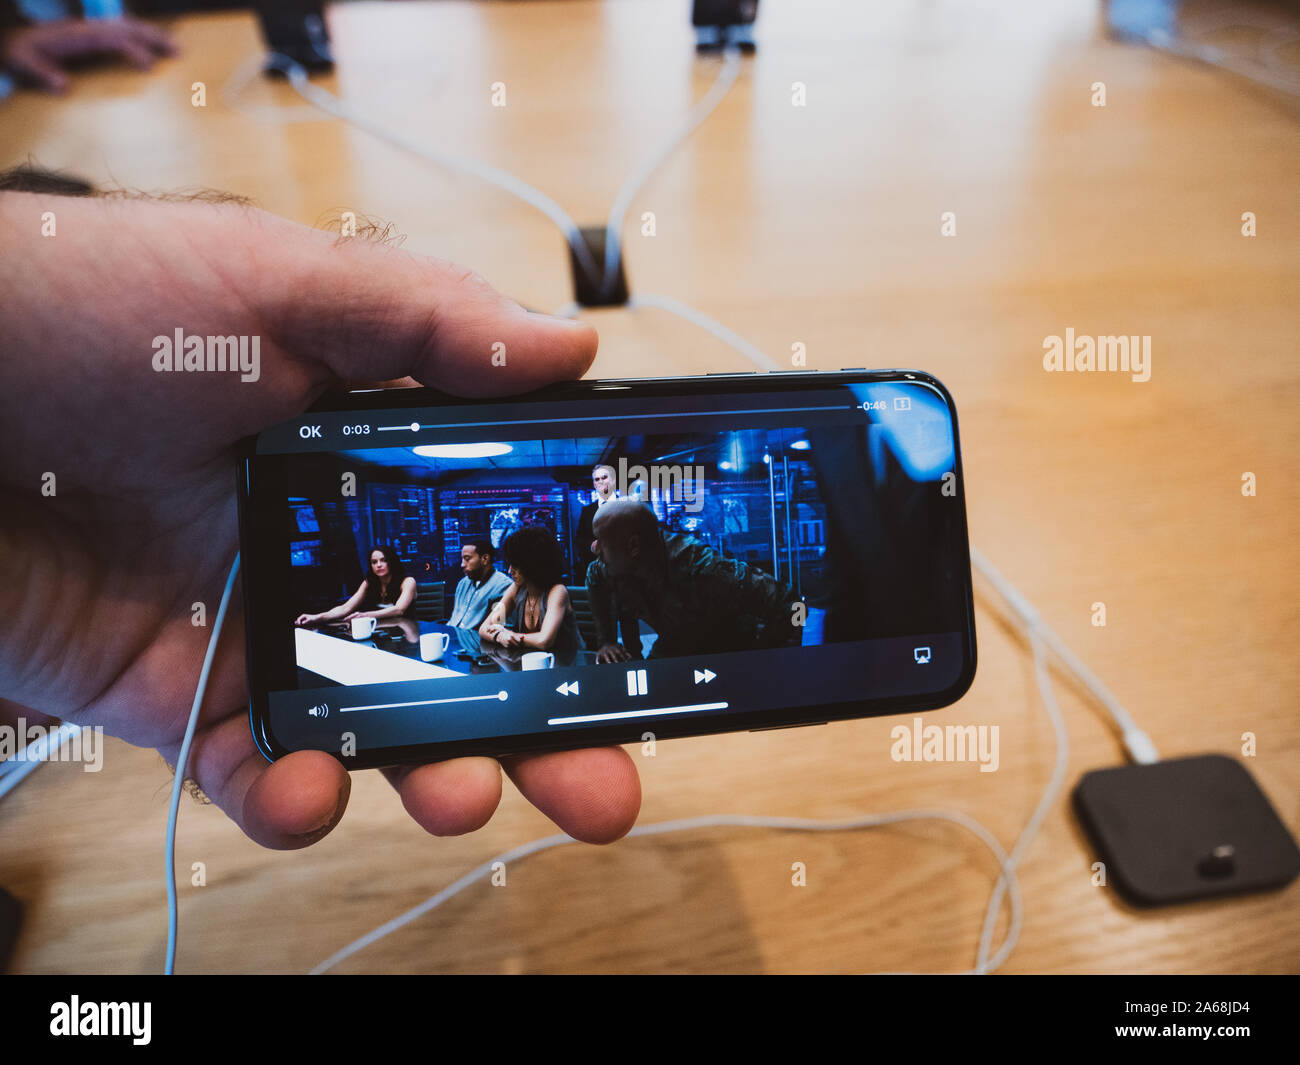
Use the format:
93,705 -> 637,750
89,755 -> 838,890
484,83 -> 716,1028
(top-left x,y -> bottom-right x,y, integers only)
240,372 -> 976,767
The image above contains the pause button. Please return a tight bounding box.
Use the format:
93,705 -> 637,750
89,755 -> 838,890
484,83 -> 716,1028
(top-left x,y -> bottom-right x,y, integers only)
625,669 -> 648,696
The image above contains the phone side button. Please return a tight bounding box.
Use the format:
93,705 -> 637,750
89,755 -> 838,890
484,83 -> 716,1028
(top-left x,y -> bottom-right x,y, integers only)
750,722 -> 827,732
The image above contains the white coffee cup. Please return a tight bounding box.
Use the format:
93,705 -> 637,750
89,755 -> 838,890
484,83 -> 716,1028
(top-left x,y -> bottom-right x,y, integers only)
420,632 -> 450,662
521,651 -> 555,671
350,616 -> 377,640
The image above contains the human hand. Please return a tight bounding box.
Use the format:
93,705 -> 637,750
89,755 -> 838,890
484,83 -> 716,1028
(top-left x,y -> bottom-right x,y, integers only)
596,642 -> 632,664
294,613 -> 319,626
2,18 -> 175,95
0,190 -> 641,849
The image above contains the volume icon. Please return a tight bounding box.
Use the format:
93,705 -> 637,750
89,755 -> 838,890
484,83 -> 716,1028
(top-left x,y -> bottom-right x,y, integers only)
307,702 -> 330,719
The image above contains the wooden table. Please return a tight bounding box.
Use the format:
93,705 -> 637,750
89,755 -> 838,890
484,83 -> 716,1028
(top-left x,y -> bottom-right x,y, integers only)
1,0 -> 1297,974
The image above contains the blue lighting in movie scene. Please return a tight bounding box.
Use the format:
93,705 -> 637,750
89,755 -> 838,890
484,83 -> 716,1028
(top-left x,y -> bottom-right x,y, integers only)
849,383 -> 954,482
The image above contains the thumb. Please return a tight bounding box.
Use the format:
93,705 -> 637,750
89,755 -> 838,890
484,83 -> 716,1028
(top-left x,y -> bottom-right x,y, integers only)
244,213 -> 598,396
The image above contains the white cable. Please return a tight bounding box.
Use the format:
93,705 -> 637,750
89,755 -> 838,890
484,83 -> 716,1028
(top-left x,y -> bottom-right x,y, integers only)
0,723 -> 82,801
601,49 -> 743,297
218,53 -> 334,124
974,626 -> 1069,972
263,55 -> 605,290
627,291 -> 781,370
311,808 -> 1021,975
969,547 -> 1158,764
239,52 -> 742,297
164,552 -> 241,975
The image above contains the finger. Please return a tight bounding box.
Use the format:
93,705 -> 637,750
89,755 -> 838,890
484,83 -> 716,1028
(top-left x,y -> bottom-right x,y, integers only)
380,758 -> 502,836
0,696 -> 58,732
171,711 -> 350,850
7,44 -> 70,94
126,19 -> 177,56
114,37 -> 158,71
246,219 -> 599,396
501,746 -> 640,844
241,749 -> 350,848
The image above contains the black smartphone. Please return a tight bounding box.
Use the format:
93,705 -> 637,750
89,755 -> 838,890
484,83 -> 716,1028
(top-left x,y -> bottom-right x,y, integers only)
253,0 -> 333,75
238,370 -> 976,769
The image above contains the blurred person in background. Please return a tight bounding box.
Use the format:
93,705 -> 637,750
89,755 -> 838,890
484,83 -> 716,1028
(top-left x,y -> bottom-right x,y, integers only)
1,1 -> 175,96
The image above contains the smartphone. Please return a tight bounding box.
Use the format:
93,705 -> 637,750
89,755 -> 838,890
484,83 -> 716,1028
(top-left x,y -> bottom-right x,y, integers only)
254,0 -> 333,75
238,370 -> 976,769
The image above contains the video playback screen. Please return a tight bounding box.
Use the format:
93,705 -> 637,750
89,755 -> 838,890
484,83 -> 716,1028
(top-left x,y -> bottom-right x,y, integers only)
270,388 -> 966,696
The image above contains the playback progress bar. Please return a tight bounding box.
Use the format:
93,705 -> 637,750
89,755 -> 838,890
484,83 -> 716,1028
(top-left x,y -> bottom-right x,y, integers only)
547,701 -> 728,726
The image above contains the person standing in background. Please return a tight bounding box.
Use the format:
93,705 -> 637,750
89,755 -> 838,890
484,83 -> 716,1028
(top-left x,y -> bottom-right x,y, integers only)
575,463 -> 620,577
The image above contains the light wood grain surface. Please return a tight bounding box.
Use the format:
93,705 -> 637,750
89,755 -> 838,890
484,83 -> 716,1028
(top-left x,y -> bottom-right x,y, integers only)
1,0 -> 1297,974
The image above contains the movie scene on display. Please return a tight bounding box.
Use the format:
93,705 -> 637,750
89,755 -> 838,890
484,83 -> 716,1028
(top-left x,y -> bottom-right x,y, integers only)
284,421 -> 960,688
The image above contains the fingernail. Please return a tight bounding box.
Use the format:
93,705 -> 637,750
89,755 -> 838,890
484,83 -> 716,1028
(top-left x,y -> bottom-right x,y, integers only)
287,787 -> 348,844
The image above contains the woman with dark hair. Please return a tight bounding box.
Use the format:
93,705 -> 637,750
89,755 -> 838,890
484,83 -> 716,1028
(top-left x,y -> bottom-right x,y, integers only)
294,545 -> 417,625
480,525 -> 579,656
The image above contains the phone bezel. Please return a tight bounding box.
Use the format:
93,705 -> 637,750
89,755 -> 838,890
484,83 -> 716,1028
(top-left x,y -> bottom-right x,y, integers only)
239,369 -> 977,768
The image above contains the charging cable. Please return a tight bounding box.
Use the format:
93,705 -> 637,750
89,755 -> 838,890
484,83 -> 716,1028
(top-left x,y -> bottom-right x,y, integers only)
247,48 -> 743,297
164,552 -> 241,975
311,809 -> 1022,975
599,48 -> 742,298
0,723 -> 82,802
971,547 -> 1158,766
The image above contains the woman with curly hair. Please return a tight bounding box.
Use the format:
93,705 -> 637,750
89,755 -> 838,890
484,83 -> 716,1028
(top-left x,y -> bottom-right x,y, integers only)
480,525 -> 579,657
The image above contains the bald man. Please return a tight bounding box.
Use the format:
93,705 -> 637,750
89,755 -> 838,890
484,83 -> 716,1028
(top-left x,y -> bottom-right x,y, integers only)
586,500 -> 799,663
